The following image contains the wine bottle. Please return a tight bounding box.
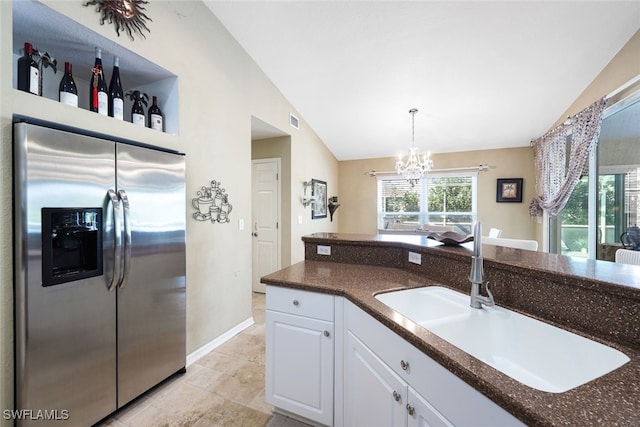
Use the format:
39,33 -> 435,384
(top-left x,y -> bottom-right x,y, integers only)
58,62 -> 78,107
89,47 -> 108,115
131,91 -> 146,126
108,56 -> 124,120
148,96 -> 164,131
17,42 -> 40,95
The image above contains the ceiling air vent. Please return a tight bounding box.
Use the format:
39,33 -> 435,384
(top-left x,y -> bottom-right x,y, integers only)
289,113 -> 299,129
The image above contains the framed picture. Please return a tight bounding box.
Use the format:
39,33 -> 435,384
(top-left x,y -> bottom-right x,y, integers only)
311,179 -> 327,219
497,178 -> 523,203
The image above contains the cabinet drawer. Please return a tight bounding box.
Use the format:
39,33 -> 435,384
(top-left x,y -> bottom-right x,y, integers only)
266,285 -> 334,321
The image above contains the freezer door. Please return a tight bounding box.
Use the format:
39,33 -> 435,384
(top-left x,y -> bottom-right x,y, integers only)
116,143 -> 186,407
13,122 -> 117,426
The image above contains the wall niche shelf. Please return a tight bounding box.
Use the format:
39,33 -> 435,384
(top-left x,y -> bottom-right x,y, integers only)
12,0 -> 179,137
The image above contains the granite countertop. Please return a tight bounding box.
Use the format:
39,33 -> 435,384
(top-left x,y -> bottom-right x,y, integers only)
262,259 -> 640,427
303,232 -> 640,295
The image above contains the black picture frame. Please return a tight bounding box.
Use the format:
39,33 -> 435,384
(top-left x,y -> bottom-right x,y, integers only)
311,179 -> 327,219
496,178 -> 523,203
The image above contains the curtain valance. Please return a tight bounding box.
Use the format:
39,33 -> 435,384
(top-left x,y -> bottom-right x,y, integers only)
529,98 -> 607,217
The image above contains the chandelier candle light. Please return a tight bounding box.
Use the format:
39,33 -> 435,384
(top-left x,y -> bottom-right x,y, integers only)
395,108 -> 433,185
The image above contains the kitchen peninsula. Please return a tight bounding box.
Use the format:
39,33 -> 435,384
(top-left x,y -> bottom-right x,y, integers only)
262,233 -> 640,427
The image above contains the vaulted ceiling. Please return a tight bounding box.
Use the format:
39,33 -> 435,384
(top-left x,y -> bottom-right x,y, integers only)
205,1 -> 640,161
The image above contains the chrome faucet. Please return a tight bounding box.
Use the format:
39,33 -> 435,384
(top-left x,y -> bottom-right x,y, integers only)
469,222 -> 494,309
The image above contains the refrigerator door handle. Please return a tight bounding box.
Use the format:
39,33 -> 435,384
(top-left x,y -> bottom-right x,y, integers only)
108,189 -> 122,292
118,189 -> 132,289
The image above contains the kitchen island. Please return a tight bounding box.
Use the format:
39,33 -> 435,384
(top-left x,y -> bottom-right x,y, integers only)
262,233 -> 640,427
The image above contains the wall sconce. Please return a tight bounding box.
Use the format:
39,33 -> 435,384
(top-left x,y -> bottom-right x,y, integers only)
328,196 -> 340,222
301,181 -> 315,207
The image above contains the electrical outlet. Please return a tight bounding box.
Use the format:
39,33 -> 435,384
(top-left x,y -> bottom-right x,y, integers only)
408,251 -> 422,265
317,245 -> 331,256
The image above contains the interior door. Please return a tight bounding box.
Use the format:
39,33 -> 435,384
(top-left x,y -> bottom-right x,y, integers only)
252,158 -> 281,293
115,143 -> 186,407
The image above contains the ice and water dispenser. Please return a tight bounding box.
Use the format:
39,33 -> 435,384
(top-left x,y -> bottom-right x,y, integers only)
41,208 -> 103,286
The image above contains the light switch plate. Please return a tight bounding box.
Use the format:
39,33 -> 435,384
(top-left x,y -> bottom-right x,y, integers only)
408,251 -> 422,265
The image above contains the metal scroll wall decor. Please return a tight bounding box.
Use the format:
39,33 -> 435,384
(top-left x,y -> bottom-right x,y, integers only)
192,180 -> 233,224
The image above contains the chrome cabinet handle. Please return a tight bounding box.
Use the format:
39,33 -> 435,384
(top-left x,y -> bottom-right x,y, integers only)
293,299 -> 299,307
252,232 -> 258,237
406,403 -> 415,416
323,330 -> 330,338
400,360 -> 409,371
107,189 -> 121,292
392,390 -> 401,402
118,189 -> 132,289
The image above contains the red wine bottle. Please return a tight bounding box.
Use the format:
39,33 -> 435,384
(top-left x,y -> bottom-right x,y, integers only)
148,96 -> 164,131
108,56 -> 124,120
89,47 -> 108,115
131,92 -> 146,126
17,42 -> 40,95
58,62 -> 78,107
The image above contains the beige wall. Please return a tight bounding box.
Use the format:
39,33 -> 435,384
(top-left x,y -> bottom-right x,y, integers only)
338,147 -> 536,240
0,0 -> 337,418
0,1 -> 12,421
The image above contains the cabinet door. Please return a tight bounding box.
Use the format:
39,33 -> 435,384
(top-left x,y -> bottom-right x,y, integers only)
266,310 -> 334,426
407,387 -> 453,427
345,331 -> 407,427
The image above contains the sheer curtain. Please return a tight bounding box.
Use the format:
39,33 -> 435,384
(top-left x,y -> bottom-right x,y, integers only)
529,98 -> 607,217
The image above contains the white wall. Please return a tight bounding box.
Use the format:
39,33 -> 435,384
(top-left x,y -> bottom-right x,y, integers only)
0,0 -> 338,419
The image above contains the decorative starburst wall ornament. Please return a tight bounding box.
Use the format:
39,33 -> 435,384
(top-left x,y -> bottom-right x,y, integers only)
84,0 -> 152,40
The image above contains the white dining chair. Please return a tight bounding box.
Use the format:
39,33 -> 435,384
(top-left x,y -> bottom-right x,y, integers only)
483,236 -> 538,251
615,248 -> 640,265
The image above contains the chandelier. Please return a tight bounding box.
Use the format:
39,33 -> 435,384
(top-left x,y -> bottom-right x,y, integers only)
395,108 -> 433,185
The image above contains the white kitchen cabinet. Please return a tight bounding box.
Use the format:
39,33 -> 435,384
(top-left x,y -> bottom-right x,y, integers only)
345,300 -> 524,427
407,387 -> 454,427
266,286 -> 523,427
345,329 -> 453,427
345,331 -> 407,427
266,286 -> 334,426
344,331 -> 452,427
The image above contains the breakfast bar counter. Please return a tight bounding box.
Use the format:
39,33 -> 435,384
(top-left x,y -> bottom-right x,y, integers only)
262,233 -> 640,427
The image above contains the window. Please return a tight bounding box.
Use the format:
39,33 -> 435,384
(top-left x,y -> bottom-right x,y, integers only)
550,77 -> 640,260
378,173 -> 477,235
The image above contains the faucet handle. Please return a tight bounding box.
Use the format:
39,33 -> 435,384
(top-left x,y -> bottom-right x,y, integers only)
484,281 -> 495,306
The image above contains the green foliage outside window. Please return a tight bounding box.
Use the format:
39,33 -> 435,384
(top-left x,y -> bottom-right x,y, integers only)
427,177 -> 472,213
385,188 -> 420,212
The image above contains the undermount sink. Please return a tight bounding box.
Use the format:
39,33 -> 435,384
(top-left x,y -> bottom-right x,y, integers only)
375,286 -> 630,393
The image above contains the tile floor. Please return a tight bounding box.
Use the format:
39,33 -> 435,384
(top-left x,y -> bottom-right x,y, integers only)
98,292 -> 311,427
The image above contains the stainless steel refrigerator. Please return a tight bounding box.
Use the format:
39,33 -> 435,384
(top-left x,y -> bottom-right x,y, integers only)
13,120 -> 186,426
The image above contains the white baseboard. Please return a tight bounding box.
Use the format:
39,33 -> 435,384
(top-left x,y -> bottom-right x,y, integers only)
186,316 -> 255,366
